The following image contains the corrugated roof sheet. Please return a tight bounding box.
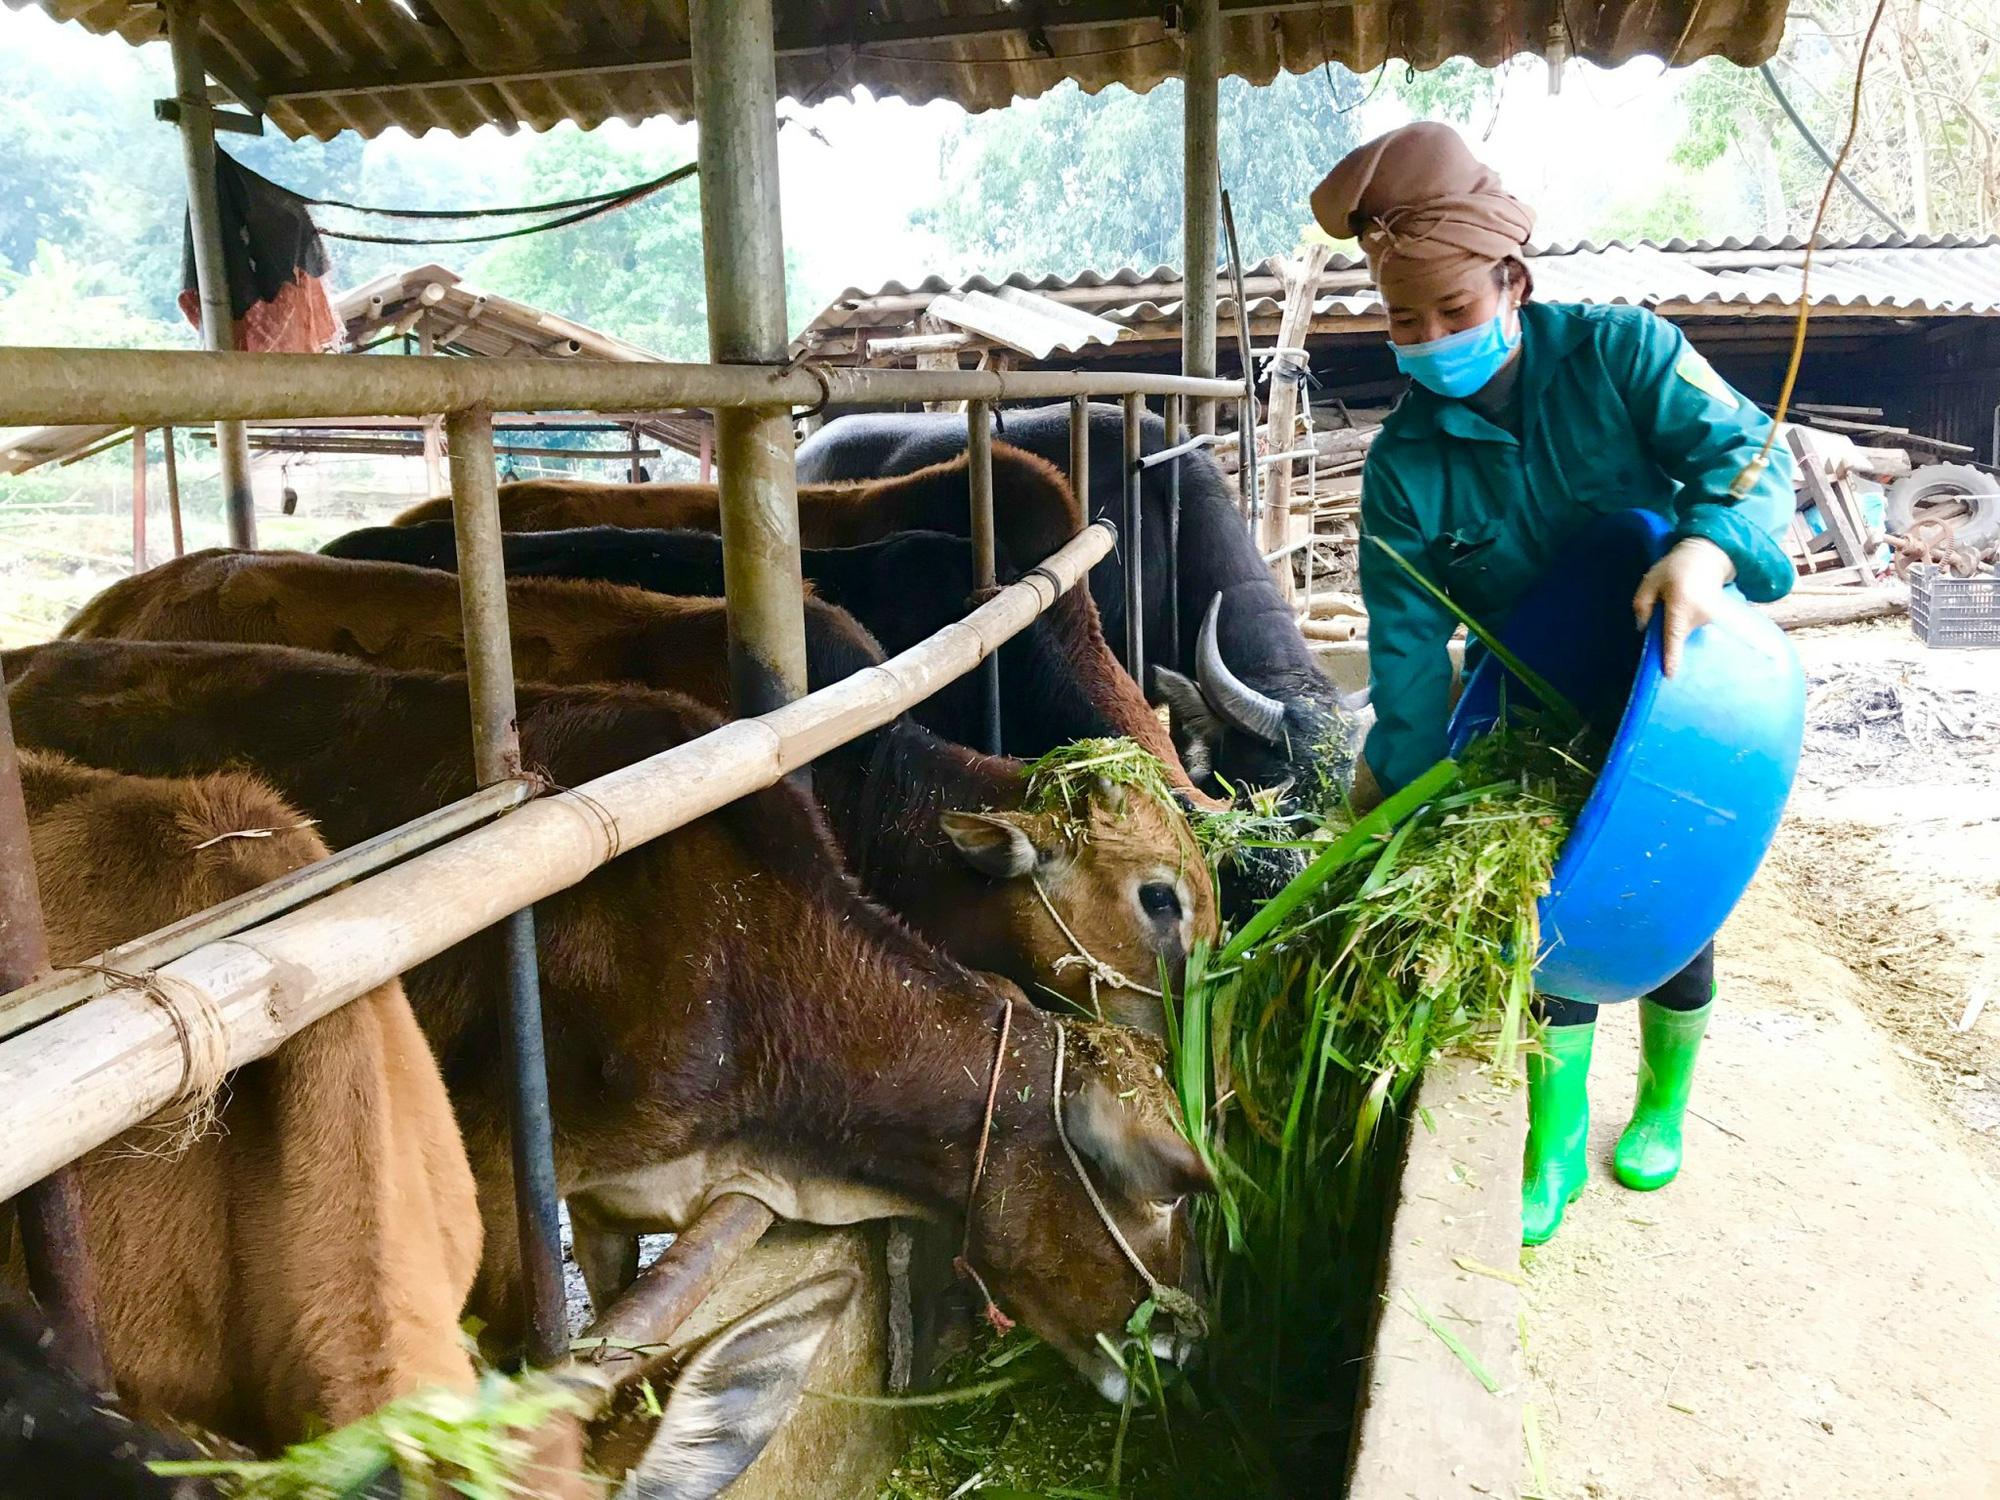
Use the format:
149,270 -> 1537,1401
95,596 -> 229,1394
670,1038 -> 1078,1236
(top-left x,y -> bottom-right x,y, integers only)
802,236 -> 2000,349
13,0 -> 1788,141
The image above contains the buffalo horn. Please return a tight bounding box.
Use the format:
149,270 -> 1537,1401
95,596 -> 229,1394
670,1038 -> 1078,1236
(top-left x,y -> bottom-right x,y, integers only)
1195,596 -> 1286,745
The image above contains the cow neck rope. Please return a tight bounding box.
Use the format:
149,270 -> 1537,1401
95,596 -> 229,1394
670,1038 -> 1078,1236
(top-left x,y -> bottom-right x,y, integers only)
955,1001 -> 1203,1343
1029,875 -> 1164,1018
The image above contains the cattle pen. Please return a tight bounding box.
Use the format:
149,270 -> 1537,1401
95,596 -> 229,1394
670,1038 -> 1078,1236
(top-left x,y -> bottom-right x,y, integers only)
0,3 -> 1806,1497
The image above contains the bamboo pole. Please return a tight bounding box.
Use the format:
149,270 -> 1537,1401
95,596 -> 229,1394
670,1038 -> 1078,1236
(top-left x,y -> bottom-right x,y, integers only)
162,428 -> 185,558
1182,0 -> 1220,436
0,348 -> 1239,430
0,525 -> 1113,1200
0,662 -> 108,1387
694,0 -> 807,716
966,399 -> 1002,756
165,0 -> 256,548
418,328 -> 446,496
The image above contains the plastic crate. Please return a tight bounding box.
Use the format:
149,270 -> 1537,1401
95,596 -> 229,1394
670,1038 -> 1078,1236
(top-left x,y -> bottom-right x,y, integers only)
1909,564 -> 2000,649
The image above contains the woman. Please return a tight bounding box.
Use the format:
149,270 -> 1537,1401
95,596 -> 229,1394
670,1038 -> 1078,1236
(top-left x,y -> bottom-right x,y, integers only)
1311,124 -> 1797,1246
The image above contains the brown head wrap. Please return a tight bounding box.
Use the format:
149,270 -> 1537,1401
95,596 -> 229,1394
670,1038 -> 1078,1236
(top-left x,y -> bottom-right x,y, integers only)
1310,123 -> 1534,307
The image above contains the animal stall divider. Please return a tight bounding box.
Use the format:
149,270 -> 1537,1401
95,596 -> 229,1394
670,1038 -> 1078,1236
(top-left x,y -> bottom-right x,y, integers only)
0,337 -> 1230,1398
446,404 -> 568,1368
966,399 -> 1003,756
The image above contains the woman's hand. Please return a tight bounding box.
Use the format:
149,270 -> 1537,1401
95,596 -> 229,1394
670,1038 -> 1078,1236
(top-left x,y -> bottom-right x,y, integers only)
1632,537 -> 1736,676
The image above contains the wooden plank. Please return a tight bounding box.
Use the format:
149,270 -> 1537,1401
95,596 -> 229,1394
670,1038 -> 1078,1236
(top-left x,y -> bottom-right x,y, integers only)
1788,426 -> 1874,578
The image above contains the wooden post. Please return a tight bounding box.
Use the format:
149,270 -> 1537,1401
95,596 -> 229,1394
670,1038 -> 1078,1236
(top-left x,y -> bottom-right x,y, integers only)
692,0 -> 808,718
1163,395 -> 1183,673
162,427 -> 185,557
445,407 -> 567,1366
1182,0 -> 1220,436
165,0 -> 256,549
130,428 -> 148,573
1122,392 -> 1145,682
628,426 -> 643,482
0,663 -> 109,1389
1259,243 -> 1334,600
698,426 -> 713,483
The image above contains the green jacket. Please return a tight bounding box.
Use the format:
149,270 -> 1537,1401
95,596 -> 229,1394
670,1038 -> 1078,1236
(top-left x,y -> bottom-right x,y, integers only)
1359,301 -> 1797,792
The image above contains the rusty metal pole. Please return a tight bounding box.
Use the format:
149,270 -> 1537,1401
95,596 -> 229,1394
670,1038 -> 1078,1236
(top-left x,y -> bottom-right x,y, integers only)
1163,395 -> 1183,674
1183,0 -> 1221,436
130,428 -> 147,573
162,427 -> 185,558
966,401 -> 1003,754
692,0 -> 808,718
165,0 -> 256,549
1121,394 -> 1146,685
0,663 -> 109,1390
1068,394 -> 1091,502
445,407 -> 566,1367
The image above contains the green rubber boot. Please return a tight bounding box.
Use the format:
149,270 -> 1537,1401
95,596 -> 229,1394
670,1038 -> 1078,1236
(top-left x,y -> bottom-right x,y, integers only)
1614,995 -> 1714,1191
1522,1019 -> 1595,1247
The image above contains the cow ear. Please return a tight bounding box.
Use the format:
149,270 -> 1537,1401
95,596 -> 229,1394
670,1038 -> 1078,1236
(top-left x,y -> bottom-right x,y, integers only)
1154,667 -> 1221,747
940,811 -> 1043,879
621,1271 -> 858,1500
1066,1078 -> 1215,1205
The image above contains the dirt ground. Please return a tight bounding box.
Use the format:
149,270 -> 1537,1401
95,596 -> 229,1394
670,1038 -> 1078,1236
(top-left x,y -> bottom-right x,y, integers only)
1523,617 -> 2000,1499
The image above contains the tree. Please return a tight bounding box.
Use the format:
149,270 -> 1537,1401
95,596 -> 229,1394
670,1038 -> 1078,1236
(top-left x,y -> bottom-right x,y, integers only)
476,127 -> 814,359
916,67 -> 1377,278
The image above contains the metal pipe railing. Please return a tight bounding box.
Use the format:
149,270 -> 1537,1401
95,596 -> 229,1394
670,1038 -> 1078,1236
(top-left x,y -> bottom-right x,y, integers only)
966,399 -> 1002,755
1121,393 -> 1146,687
0,346 -> 1240,429
446,406 -> 567,1367
1164,395 -> 1184,676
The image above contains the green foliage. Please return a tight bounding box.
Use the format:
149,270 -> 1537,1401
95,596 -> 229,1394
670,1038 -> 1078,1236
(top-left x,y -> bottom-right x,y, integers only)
916,68 -> 1375,277
880,727 -> 1589,1498
1393,58 -> 1501,126
150,1372 -> 583,1499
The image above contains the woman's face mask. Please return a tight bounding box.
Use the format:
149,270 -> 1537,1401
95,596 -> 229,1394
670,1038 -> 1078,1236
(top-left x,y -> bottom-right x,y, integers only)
1389,298 -> 1521,399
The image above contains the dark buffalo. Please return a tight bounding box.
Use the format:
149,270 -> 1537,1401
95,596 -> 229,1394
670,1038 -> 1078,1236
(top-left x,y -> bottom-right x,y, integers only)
795,403 -> 1361,803
319,522 -> 1178,773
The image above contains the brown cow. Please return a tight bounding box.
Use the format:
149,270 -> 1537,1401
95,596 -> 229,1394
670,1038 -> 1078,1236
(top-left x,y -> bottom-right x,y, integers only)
4,640 -> 1211,1398
392,446 -> 1084,587
64,548 -> 1216,1029
2,753 -> 478,1451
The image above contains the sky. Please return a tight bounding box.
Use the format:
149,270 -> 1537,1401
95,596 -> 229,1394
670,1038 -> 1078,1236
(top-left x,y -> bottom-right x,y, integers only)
0,3 -> 1717,304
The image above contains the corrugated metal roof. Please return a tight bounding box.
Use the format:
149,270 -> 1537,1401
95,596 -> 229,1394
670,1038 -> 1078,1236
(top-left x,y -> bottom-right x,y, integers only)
923,287 -> 1123,360
12,0 -> 1788,141
803,236 -> 2000,352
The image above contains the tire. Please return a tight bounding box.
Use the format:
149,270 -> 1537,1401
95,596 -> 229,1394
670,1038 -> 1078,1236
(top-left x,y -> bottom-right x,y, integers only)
1886,463 -> 2000,550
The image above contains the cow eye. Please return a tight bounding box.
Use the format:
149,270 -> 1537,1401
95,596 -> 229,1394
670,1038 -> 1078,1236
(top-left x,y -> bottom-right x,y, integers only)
1138,882 -> 1181,919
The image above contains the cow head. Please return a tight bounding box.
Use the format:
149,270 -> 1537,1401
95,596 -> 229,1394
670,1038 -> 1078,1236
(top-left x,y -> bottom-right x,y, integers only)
1156,596 -> 1363,807
968,1020 -> 1212,1401
938,777 -> 1217,1033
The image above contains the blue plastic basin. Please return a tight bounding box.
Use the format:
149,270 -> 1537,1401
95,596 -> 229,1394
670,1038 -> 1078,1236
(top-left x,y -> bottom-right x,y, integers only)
1445,510 -> 1805,1003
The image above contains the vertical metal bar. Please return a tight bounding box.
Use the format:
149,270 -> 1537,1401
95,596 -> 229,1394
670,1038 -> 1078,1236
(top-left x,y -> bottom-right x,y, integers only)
692,0 -> 808,718
165,0 -> 256,550
1182,0 -> 1221,436
1069,394 -> 1091,507
1121,393 -> 1145,686
163,427 -> 185,558
0,662 -> 109,1390
130,428 -> 148,574
1163,395 -> 1183,674
966,400 -> 1002,755
444,407 -> 566,1368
